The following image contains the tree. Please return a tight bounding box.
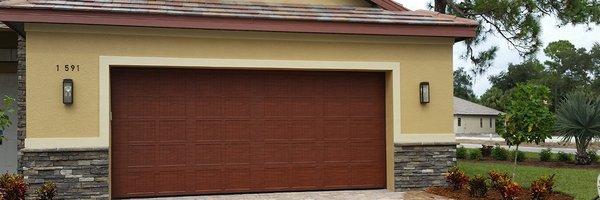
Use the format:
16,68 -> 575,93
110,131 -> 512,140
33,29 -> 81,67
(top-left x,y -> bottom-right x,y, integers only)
496,83 -> 554,176
480,87 -> 507,111
0,95 -> 15,142
555,91 -> 600,165
454,67 -> 477,101
431,0 -> 600,74
489,59 -> 545,91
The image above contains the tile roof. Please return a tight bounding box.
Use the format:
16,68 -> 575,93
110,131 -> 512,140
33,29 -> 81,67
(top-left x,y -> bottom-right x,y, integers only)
0,0 -> 477,26
454,97 -> 502,116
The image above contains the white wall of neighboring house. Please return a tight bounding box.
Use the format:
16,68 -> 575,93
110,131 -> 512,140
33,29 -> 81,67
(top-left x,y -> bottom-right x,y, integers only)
454,115 -> 496,136
0,73 -> 17,173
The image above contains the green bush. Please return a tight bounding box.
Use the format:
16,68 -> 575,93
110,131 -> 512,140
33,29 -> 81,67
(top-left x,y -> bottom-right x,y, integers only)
557,152 -> 572,162
469,149 -> 483,160
491,145 -> 509,161
539,148 -> 553,162
456,146 -> 468,159
468,175 -> 488,197
481,145 -> 493,157
510,150 -> 526,162
588,150 -> 598,163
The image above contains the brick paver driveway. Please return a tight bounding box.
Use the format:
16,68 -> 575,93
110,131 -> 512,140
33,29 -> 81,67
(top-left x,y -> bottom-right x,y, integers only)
134,190 -> 449,200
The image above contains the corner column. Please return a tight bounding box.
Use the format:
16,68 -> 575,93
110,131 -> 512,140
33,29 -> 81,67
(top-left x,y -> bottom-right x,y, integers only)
394,142 -> 457,191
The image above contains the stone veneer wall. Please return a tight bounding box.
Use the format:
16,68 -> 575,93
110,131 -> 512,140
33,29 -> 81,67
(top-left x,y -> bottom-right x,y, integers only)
16,36 -> 26,171
21,148 -> 109,199
394,143 -> 457,191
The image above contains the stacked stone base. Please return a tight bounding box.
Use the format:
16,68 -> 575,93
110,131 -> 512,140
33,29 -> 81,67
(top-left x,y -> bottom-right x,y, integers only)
21,148 -> 109,199
394,143 -> 457,191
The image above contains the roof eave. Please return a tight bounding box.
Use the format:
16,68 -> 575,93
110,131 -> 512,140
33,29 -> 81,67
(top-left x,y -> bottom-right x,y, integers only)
0,8 -> 477,39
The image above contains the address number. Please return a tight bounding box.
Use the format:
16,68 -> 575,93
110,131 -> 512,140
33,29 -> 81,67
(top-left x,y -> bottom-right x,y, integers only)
56,65 -> 80,72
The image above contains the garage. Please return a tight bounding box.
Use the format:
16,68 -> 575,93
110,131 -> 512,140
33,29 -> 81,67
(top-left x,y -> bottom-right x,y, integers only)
110,68 -> 386,198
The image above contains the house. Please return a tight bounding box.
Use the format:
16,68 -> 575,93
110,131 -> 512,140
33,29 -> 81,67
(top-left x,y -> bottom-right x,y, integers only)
0,0 -> 477,199
0,22 -> 18,173
454,97 -> 502,137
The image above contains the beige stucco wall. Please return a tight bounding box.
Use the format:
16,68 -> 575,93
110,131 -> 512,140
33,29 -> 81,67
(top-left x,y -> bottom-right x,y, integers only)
25,23 -> 454,141
454,115 -> 496,135
236,0 -> 372,6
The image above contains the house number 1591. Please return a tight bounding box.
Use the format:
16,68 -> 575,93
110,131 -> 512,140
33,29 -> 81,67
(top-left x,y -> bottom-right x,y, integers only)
56,65 -> 80,72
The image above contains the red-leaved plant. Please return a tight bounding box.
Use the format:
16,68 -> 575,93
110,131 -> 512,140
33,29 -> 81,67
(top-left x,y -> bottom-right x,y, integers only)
0,173 -> 27,200
446,167 -> 469,190
530,174 -> 556,200
488,171 -> 522,200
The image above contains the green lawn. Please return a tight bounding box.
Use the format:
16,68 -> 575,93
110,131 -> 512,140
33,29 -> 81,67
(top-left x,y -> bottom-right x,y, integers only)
459,161 -> 600,200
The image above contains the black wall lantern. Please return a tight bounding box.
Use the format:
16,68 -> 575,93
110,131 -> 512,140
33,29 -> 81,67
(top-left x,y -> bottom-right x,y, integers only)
419,82 -> 430,104
63,79 -> 74,105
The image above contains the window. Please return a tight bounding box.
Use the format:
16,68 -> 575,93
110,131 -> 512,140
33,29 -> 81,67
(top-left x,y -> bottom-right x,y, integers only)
490,118 -> 493,128
480,118 -> 483,127
0,49 -> 17,62
458,118 -> 462,126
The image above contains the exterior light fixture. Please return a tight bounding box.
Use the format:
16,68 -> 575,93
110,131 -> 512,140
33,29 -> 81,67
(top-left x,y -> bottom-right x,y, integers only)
63,79 -> 74,105
419,82 -> 430,104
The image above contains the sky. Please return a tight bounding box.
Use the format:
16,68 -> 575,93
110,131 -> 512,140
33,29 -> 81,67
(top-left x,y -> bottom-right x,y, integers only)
397,1 -> 600,96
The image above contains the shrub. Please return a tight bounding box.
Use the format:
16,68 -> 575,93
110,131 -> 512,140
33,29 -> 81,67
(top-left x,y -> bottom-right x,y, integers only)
469,149 -> 483,160
588,150 -> 598,163
489,171 -> 510,189
498,180 -> 523,200
456,146 -> 468,159
446,167 -> 469,190
530,174 -> 555,200
540,148 -> 553,162
557,151 -> 572,162
0,173 -> 27,200
468,175 -> 488,197
509,150 -> 526,162
481,145 -> 493,157
36,181 -> 56,200
491,145 -> 509,161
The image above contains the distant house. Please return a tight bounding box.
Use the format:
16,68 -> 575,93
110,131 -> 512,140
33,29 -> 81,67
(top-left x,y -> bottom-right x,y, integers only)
454,97 -> 502,137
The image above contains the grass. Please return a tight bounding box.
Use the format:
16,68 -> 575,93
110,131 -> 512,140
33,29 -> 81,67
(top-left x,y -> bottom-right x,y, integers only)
459,161 -> 600,200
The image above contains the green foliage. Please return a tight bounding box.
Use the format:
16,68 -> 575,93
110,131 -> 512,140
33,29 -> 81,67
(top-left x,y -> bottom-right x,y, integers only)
492,145 -> 509,161
0,96 -> 15,141
457,146 -> 468,159
468,175 -> 488,198
433,0 -> 600,74
453,67 -> 478,102
489,59 -> 545,92
36,181 -> 56,200
446,167 -> 470,190
496,83 -> 554,147
588,150 -> 599,163
530,174 -> 556,200
480,145 -> 493,157
555,91 -> 600,165
480,87 -> 508,111
469,149 -> 483,160
0,173 -> 27,200
539,148 -> 553,162
510,150 -> 526,162
556,152 -> 572,162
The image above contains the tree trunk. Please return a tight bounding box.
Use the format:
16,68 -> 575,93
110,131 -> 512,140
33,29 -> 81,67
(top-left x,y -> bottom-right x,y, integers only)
512,145 -> 519,179
434,0 -> 448,13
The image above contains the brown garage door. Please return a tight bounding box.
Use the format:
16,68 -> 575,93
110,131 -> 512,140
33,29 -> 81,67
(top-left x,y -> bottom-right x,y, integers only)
110,68 -> 386,198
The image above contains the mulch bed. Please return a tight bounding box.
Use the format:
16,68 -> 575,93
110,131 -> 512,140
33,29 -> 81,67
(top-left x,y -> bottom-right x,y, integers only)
426,186 -> 574,200
464,157 -> 600,169
457,139 -> 600,150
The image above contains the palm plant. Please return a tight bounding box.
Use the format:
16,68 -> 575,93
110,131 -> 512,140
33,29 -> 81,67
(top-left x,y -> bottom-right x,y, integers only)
555,92 -> 600,165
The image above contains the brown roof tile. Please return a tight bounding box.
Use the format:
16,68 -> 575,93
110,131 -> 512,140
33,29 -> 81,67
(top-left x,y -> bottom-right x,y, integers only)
0,0 -> 477,26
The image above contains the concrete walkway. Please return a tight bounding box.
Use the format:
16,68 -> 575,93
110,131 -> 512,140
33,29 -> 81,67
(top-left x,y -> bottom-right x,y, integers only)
134,190 -> 449,200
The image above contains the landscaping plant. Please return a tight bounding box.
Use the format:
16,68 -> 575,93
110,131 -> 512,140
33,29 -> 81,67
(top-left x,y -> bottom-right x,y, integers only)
0,95 -> 15,142
481,145 -> 493,157
467,175 -> 488,198
589,150 -> 599,163
0,173 -> 27,200
539,148 -> 553,162
491,145 -> 509,161
496,84 -> 554,177
456,146 -> 468,159
555,91 -> 600,165
509,150 -> 526,162
469,149 -> 482,160
489,171 -> 510,190
530,174 -> 555,200
556,151 -> 572,162
446,167 -> 469,190
36,181 -> 56,200
488,171 -> 522,200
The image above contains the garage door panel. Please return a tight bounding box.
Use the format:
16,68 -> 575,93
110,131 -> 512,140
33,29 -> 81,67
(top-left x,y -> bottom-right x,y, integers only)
111,68 -> 385,198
